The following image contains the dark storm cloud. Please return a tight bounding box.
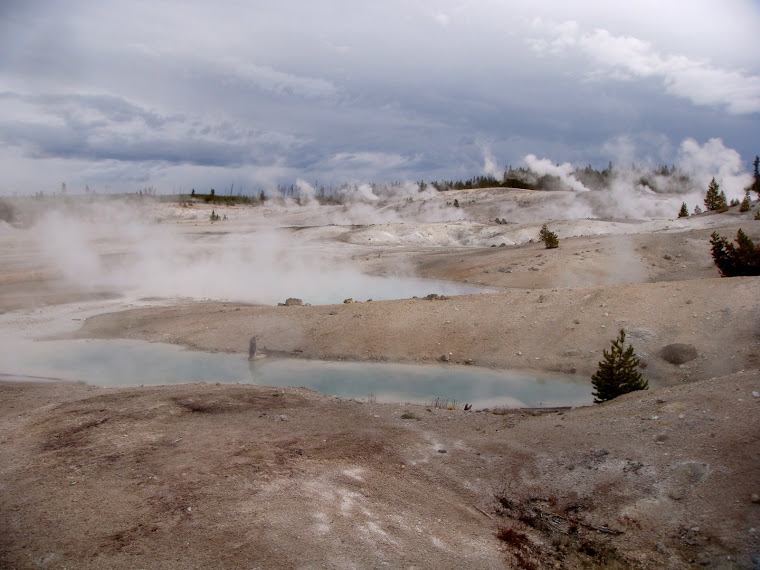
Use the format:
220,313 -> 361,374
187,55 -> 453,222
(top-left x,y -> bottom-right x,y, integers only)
0,1 -> 758,193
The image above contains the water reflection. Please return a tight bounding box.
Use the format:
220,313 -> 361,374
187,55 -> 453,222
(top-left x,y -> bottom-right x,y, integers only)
248,358 -> 591,408
0,337 -> 592,408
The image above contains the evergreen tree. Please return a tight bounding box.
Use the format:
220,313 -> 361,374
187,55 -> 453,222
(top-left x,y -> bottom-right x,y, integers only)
591,330 -> 648,403
704,178 -> 728,211
694,204 -> 702,215
753,155 -> 760,200
539,224 -> 559,248
740,190 -> 751,212
678,202 -> 689,218
710,229 -> 760,277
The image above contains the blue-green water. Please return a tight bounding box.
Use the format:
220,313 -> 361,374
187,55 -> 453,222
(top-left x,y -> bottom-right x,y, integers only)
0,338 -> 592,408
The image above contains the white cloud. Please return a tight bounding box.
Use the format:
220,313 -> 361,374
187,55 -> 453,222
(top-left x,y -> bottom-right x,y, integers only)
433,12 -> 450,27
328,152 -> 410,170
529,21 -> 760,114
225,60 -> 337,99
0,1 -> 758,193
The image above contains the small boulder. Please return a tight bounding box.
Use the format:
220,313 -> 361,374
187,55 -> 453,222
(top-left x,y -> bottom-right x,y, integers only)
343,298 -> 354,304
284,298 -> 303,306
659,343 -> 698,365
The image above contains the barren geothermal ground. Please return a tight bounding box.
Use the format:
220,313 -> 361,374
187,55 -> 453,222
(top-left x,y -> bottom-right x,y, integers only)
1,187 -> 759,568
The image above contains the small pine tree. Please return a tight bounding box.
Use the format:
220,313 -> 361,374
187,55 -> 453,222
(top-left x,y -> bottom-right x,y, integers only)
539,224 -> 559,249
694,204 -> 702,215
740,190 -> 751,212
591,330 -> 648,403
753,155 -> 760,200
210,209 -> 220,222
730,198 -> 740,207
704,178 -> 729,211
678,202 -> 689,218
710,229 -> 760,277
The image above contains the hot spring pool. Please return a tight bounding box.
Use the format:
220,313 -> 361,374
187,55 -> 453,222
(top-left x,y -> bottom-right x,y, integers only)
0,338 -> 593,409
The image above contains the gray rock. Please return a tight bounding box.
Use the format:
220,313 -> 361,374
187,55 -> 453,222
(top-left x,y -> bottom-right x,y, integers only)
659,343 -> 698,365
284,298 -> 303,306
439,354 -> 450,362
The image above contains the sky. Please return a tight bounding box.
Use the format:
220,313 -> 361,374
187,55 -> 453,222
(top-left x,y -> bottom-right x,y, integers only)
0,0 -> 758,195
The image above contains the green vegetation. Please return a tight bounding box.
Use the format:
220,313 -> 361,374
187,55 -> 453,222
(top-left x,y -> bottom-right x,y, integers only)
704,178 -> 728,212
539,224 -> 559,249
678,202 -> 689,218
591,330 -> 648,403
710,229 -> 760,277
740,190 -> 751,212
753,155 -> 760,200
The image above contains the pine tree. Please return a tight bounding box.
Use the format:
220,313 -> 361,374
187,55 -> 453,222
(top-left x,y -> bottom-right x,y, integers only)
740,190 -> 751,212
704,178 -> 728,211
539,224 -> 559,248
710,229 -> 760,277
678,202 -> 689,218
591,330 -> 648,403
753,155 -> 760,200
694,205 -> 702,215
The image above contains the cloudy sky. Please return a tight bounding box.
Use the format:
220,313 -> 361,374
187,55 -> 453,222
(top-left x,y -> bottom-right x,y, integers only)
1,0 -> 758,195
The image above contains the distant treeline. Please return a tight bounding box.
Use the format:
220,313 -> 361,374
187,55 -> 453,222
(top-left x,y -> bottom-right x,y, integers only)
426,163 -> 692,194
19,161 -> 708,204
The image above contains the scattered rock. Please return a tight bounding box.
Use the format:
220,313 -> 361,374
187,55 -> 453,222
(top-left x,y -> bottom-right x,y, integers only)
659,343 -> 698,365
439,354 -> 451,362
425,293 -> 449,300
751,494 -> 760,504
343,298 -> 354,304
663,254 -> 673,260
278,415 -> 288,422
284,298 -> 303,306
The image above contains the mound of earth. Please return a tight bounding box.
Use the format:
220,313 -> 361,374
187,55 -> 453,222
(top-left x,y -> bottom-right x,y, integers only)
1,370 -> 758,569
